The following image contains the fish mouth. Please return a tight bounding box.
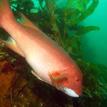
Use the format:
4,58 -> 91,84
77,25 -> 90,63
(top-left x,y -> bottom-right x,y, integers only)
62,87 -> 79,97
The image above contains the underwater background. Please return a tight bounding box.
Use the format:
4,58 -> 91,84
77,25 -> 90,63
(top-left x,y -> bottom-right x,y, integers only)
0,0 -> 107,107
81,0 -> 107,67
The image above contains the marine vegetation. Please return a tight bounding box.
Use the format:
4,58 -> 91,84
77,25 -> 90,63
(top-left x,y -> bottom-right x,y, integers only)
0,0 -> 107,107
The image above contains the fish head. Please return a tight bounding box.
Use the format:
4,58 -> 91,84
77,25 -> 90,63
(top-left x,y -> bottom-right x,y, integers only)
61,68 -> 82,97
49,66 -> 82,97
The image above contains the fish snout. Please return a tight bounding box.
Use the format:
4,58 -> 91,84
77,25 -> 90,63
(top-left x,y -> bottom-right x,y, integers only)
62,71 -> 83,97
60,78 -> 82,97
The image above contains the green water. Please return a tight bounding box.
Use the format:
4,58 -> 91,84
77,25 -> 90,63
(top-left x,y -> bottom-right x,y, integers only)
33,0 -> 107,67
81,0 -> 107,67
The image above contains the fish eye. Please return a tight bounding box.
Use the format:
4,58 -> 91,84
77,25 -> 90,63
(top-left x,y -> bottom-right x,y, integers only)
75,77 -> 80,82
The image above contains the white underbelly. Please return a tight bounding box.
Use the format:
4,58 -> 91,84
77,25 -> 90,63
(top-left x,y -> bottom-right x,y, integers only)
26,51 -> 64,84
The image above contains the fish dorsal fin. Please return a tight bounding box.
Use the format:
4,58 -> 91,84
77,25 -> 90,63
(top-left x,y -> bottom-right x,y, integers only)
19,13 -> 36,30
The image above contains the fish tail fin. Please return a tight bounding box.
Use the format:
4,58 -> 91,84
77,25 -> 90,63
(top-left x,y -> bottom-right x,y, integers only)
0,0 -> 14,27
0,37 -> 24,57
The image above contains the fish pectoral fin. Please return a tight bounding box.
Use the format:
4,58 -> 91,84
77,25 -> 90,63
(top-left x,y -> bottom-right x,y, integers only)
49,71 -> 68,88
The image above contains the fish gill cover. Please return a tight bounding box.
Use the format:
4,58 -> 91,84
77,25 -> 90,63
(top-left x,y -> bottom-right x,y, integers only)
0,0 -> 107,107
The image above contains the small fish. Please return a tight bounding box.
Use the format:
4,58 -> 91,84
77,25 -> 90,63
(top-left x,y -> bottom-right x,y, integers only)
0,0 -> 82,97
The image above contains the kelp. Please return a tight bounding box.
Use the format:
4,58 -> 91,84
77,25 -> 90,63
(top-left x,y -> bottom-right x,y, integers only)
0,0 -> 107,107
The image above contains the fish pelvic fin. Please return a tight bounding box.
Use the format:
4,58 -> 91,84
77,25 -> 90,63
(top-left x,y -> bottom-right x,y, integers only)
31,70 -> 43,81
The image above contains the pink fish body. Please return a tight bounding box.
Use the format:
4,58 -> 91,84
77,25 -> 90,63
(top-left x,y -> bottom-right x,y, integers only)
0,0 -> 82,97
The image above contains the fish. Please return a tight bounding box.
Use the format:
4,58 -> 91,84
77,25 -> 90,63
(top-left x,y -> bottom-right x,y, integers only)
0,13 -> 37,57
0,0 -> 82,97
0,37 -> 24,56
